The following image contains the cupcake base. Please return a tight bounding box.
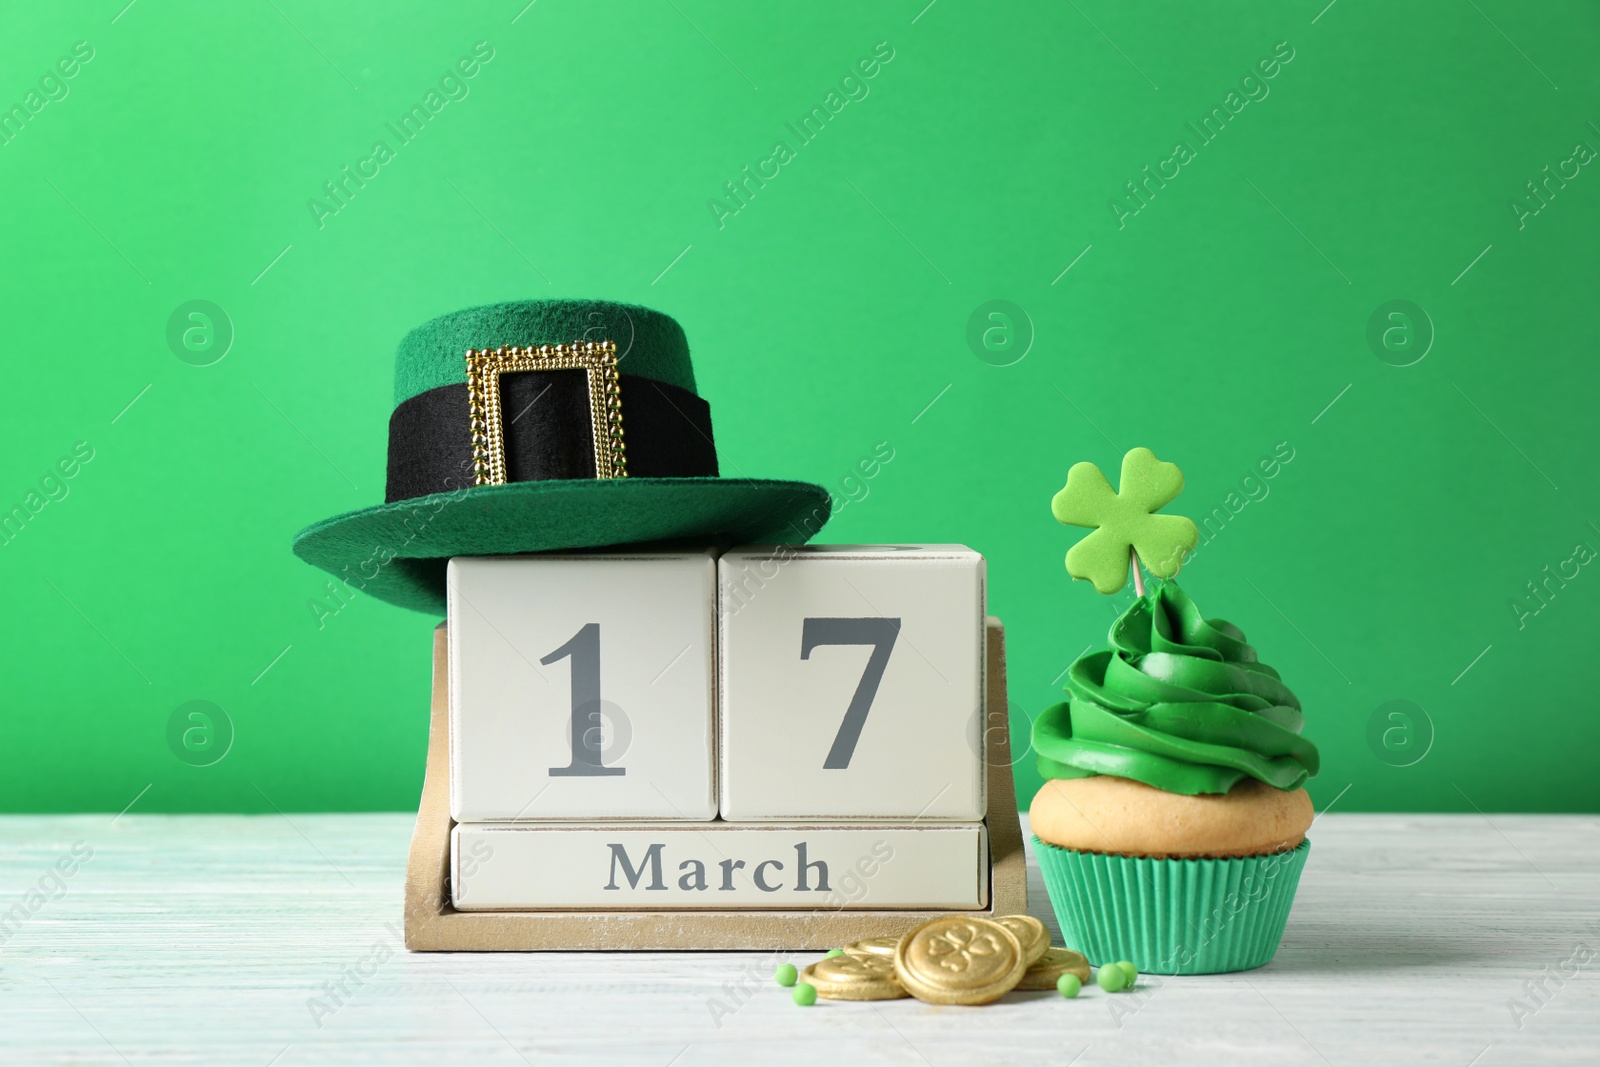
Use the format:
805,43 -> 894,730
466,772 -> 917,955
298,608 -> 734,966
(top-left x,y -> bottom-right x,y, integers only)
1034,837 -> 1310,975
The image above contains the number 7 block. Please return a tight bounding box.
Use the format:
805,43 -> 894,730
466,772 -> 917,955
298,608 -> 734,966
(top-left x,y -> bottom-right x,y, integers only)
717,545 -> 986,821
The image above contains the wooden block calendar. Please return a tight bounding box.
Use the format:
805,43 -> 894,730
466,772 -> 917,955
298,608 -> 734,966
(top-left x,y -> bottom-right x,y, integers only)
404,546 -> 1026,951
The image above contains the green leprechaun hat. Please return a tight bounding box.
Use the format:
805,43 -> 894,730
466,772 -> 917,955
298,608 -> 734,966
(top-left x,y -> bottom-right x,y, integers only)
292,299 -> 832,614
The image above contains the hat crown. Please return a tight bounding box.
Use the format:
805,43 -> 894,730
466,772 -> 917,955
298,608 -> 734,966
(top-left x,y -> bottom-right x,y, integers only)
393,299 -> 697,408
293,297 -> 832,614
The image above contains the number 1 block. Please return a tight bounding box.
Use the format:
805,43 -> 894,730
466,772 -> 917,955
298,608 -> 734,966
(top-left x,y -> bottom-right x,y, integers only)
448,554 -> 717,822
717,545 -> 986,821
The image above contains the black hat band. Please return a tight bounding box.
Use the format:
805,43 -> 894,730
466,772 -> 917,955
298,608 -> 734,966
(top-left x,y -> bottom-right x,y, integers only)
385,369 -> 718,504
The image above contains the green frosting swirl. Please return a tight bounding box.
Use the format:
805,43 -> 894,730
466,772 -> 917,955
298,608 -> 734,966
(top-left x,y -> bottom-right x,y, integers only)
1033,580 -> 1319,795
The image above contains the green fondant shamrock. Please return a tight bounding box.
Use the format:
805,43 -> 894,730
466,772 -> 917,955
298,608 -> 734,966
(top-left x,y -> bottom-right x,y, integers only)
1051,447 -> 1199,594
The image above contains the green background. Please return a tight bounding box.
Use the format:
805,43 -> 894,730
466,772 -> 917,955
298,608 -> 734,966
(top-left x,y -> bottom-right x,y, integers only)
3,1 -> 1596,815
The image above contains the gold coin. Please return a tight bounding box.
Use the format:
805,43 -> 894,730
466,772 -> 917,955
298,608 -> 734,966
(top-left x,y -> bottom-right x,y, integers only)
893,915 -> 1027,1005
1013,947 -> 1092,990
994,914 -> 1050,966
842,936 -> 902,959
801,953 -> 908,1001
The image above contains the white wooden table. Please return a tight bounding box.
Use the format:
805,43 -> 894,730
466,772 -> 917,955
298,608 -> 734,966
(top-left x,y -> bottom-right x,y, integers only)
1,813 -> 1594,1065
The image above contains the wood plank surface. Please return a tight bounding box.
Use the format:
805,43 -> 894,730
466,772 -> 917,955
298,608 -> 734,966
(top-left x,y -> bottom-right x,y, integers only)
0,811 -> 1595,1065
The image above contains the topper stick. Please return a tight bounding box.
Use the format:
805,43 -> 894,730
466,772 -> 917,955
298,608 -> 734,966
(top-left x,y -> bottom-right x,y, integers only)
1130,547 -> 1145,598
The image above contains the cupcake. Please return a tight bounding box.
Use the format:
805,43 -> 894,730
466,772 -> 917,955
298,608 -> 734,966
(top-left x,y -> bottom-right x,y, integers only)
1031,449 -> 1320,975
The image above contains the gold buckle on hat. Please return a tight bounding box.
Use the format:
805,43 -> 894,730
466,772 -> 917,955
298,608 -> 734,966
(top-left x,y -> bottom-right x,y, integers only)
464,340 -> 628,486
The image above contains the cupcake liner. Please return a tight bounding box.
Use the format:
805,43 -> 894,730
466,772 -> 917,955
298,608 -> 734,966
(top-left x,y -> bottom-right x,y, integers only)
1034,837 -> 1309,975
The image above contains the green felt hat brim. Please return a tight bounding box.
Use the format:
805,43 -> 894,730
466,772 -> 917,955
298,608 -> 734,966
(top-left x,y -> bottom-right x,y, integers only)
292,477 -> 833,615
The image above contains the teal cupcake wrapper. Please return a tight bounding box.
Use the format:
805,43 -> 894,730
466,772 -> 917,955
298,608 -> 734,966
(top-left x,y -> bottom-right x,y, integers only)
1034,837 -> 1310,975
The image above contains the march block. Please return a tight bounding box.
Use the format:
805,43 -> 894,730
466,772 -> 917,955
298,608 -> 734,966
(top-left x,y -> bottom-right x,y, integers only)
451,822 -> 987,910
716,545 -> 986,821
447,553 -> 717,821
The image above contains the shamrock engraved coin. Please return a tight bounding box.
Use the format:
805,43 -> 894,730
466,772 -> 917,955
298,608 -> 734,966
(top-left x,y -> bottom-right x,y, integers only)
994,914 -> 1050,966
801,952 -> 908,1001
1014,947 -> 1092,990
842,936 -> 902,959
893,916 -> 1027,1005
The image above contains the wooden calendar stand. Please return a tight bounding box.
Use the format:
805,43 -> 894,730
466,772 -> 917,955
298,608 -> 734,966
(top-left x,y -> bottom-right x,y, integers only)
404,617 -> 1026,950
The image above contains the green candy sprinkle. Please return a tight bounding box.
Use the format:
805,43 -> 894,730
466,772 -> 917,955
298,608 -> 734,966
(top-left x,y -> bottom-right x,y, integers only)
1096,965 -> 1127,992
1117,961 -> 1138,988
774,963 -> 798,987
793,982 -> 818,1006
824,949 -> 845,958
1056,974 -> 1082,998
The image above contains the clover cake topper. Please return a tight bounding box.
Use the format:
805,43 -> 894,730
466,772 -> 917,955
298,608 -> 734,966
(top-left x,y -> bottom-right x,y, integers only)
1051,447 -> 1199,595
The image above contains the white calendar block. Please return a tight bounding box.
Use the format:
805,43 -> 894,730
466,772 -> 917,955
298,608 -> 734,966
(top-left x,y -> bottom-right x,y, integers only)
717,545 -> 986,821
448,553 -> 717,821
451,822 -> 987,910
